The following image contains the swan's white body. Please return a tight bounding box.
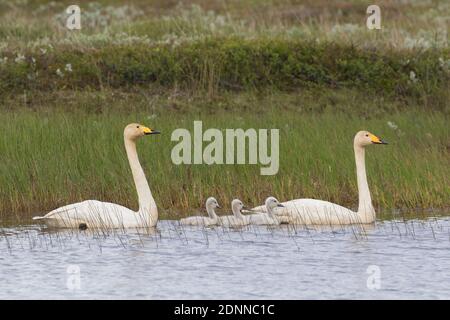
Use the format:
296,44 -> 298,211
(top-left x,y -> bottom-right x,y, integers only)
219,199 -> 250,227
180,197 -> 220,227
252,131 -> 387,225
33,124 -> 160,229
252,199 -> 364,225
247,213 -> 280,225
246,197 -> 283,226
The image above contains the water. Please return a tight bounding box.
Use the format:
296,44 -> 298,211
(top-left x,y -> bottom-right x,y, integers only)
1,217 -> 449,299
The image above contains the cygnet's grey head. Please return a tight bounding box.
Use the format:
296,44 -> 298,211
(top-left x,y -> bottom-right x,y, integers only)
265,196 -> 284,213
231,199 -> 244,216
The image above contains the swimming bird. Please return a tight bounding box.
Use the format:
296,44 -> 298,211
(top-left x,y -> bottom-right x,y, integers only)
180,197 -> 220,227
219,199 -> 251,227
247,197 -> 284,225
252,131 -> 388,225
33,123 -> 160,229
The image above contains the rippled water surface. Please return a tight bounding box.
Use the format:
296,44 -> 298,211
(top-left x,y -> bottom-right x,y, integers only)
1,217 -> 449,299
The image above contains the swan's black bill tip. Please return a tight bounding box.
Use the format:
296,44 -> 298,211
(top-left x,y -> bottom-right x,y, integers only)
145,130 -> 160,135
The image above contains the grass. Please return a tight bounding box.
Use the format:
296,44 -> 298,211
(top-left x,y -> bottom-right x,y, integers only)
0,1 -> 448,223
0,90 -> 448,223
0,1 -> 448,101
1,39 -> 448,106
1,0 -> 448,50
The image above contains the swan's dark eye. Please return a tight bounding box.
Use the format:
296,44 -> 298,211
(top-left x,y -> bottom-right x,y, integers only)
365,134 -> 369,137
136,125 -> 140,128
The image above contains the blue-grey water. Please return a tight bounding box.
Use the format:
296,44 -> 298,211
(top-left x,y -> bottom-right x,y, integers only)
1,217 -> 449,299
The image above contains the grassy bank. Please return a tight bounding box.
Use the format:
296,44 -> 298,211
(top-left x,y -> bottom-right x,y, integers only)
0,1 -> 449,222
1,39 -> 448,107
0,90 -> 448,222
0,1 -> 449,108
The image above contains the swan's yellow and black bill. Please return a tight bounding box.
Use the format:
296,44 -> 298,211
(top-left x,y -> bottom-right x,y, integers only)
143,127 -> 161,135
370,133 -> 388,145
277,203 -> 285,208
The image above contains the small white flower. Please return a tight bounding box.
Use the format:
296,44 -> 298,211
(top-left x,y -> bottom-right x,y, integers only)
40,48 -> 47,54
56,68 -> 64,77
15,53 -> 25,63
31,57 -> 36,64
65,63 -> 73,72
387,121 -> 398,130
409,71 -> 418,83
438,57 -> 450,70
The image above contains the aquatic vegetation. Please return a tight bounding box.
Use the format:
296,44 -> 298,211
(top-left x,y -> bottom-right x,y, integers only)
0,91 -> 448,221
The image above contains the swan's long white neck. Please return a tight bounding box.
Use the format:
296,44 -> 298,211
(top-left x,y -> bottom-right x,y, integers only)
354,144 -> 375,223
124,137 -> 158,225
266,204 -> 275,217
232,206 -> 244,219
206,205 -> 218,220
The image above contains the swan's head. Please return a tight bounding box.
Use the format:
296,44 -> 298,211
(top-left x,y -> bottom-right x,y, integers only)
265,196 -> 284,210
231,199 -> 244,213
124,123 -> 160,141
354,131 -> 388,147
206,197 -> 220,210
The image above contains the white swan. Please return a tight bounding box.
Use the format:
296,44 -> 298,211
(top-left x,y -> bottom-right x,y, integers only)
247,197 -> 284,225
33,123 -> 160,229
180,197 -> 220,227
253,131 -> 387,225
219,199 -> 251,227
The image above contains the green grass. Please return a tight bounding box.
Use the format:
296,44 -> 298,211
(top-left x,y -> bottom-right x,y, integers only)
1,39 -> 448,107
1,0 -> 448,50
0,1 -> 449,223
0,90 -> 448,223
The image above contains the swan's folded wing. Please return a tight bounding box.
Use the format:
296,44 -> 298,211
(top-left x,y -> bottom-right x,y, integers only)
273,199 -> 361,225
250,205 -> 266,213
180,216 -> 210,226
250,205 -> 286,218
34,200 -> 136,228
219,215 -> 247,227
247,212 -> 277,225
